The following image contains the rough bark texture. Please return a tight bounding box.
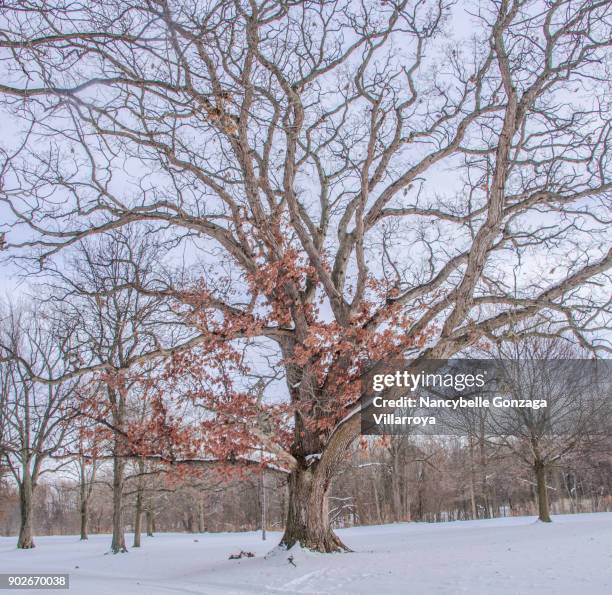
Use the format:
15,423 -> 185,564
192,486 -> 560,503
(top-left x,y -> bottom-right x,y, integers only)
280,416 -> 358,553
17,476 -> 35,549
280,463 -> 348,553
535,460 -> 552,522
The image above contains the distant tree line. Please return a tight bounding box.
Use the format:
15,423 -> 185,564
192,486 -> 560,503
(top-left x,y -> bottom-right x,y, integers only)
1,434 -> 611,540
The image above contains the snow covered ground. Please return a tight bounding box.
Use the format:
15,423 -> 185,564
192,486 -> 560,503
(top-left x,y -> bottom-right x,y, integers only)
1,513 -> 611,594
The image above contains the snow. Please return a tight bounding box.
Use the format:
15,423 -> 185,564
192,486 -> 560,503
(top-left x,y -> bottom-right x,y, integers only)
1,513 -> 611,594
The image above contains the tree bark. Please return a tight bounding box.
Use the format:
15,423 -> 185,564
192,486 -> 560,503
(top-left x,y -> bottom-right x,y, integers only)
17,475 -> 35,549
280,463 -> 348,552
534,460 -> 552,522
110,452 -> 127,553
280,417 -> 357,553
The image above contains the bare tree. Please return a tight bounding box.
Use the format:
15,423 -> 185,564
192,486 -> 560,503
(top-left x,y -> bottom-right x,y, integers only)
488,338 -> 611,522
0,0 -> 610,551
68,411 -> 103,541
41,229 -> 182,553
0,302 -> 79,548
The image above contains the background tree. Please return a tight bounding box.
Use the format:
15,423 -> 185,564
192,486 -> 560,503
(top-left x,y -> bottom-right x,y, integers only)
488,338 -> 611,522
0,301 -> 79,548
69,410 -> 103,541
42,229 -> 185,553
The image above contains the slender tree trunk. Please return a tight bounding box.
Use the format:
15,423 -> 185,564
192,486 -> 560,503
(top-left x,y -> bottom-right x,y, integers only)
78,454 -> 96,540
372,475 -> 383,524
416,464 -> 425,521
79,495 -> 89,541
79,457 -> 89,540
534,460 -> 551,522
133,458 -> 145,547
391,457 -> 402,522
110,452 -> 127,553
189,510 -> 196,533
133,489 -> 143,547
109,385 -> 128,553
146,505 -> 154,537
478,428 -> 491,518
260,473 -> 266,541
17,475 -> 35,549
197,497 -> 205,533
404,479 -> 411,522
468,436 -> 478,519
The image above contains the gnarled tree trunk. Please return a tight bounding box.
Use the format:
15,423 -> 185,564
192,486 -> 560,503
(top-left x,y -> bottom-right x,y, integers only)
280,416 -> 358,553
280,462 -> 347,552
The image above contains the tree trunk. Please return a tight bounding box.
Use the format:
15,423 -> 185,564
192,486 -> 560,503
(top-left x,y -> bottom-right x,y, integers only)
133,489 -> 143,547
79,457 -> 89,541
184,509 -> 195,533
133,458 -> 145,547
391,457 -> 402,522
416,463 -> 425,521
404,479 -> 411,522
468,436 -> 478,519
534,460 -> 551,522
146,506 -> 154,537
280,463 -> 348,552
79,494 -> 89,541
280,415 -> 358,553
197,497 -> 205,533
478,429 -> 491,518
372,475 -> 383,524
260,473 -> 266,541
17,475 -> 35,549
110,453 -> 127,553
